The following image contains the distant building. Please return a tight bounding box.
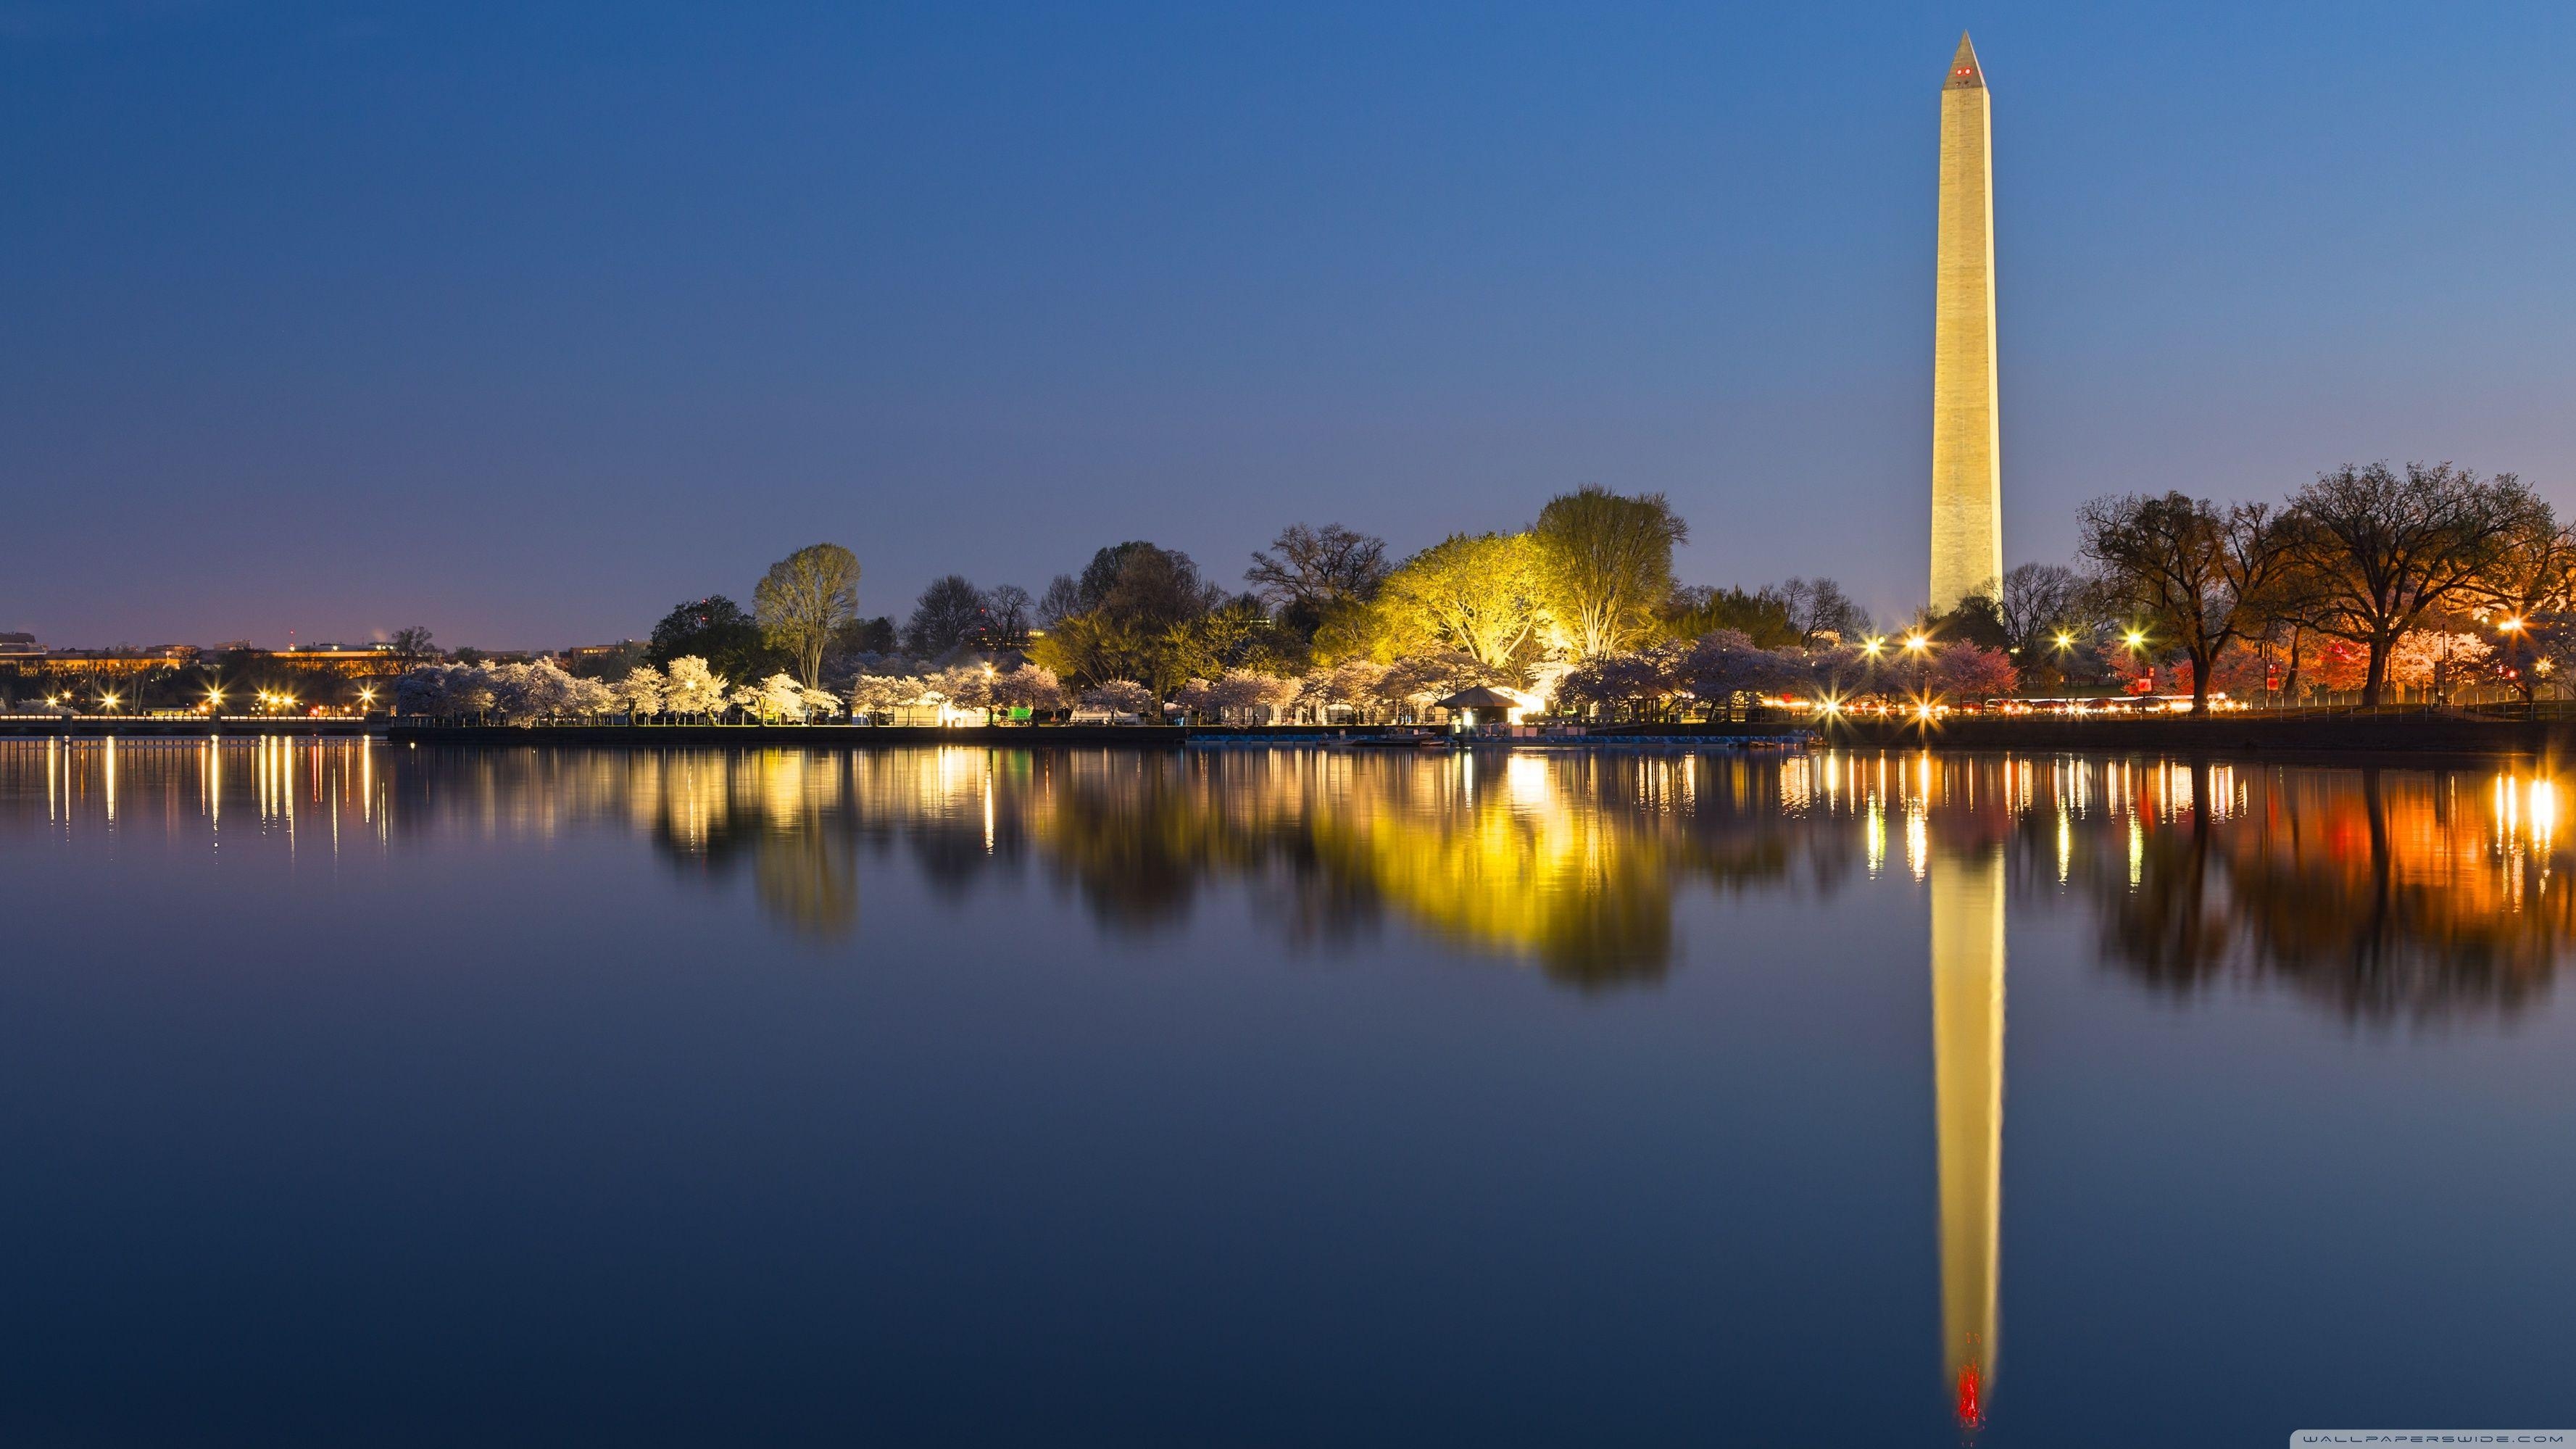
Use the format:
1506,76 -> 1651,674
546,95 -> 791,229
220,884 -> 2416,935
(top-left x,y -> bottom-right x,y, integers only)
0,642 -> 395,680
0,645 -> 199,676
562,642 -> 639,663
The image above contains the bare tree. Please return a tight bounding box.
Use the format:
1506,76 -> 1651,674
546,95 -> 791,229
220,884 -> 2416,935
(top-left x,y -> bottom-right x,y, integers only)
1245,523 -> 1392,633
904,575 -> 988,658
2080,493 -> 2296,713
2285,462 -> 2543,706
1993,564 -> 2088,654
388,625 -> 439,670
754,543 -> 861,689
982,584 -> 1034,647
2465,502 -> 2576,701
1036,575 -> 1084,628
1774,576 -> 1870,647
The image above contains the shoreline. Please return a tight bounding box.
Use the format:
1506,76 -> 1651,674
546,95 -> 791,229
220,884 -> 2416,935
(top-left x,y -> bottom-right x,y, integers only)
7,713 -> 2574,762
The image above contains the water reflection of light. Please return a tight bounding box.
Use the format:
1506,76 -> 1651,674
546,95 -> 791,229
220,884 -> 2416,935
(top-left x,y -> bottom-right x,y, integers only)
2056,807 -> 2072,884
1508,755 -> 1550,810
2127,818 -> 2143,889
1931,845 -> 2004,1429
1907,804 -> 1929,881
1866,801 -> 1887,877
2533,779 -> 2558,855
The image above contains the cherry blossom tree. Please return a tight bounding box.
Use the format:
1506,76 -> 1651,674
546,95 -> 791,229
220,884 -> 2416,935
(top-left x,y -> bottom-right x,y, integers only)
2385,630 -> 2494,704
662,656 -> 730,716
848,671 -> 930,720
986,663 -> 1068,713
613,663 -> 667,717
1079,679 -> 1156,717
1928,643 -> 2019,702
1297,659 -> 1388,722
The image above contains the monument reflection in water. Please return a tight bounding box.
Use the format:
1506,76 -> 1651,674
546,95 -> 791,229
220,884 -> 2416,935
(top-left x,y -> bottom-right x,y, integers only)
5,739 -> 2574,1439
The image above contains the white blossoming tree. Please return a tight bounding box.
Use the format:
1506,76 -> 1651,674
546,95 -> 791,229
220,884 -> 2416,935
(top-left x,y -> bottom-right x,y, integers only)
2386,629 -> 2496,704
662,656 -> 731,717
1210,669 -> 1297,724
986,663 -> 1068,713
847,671 -> 928,721
1079,679 -> 1156,718
393,663 -> 496,716
753,672 -> 809,721
1298,659 -> 1388,723
930,664 -> 993,712
488,660 -> 584,718
613,663 -> 666,718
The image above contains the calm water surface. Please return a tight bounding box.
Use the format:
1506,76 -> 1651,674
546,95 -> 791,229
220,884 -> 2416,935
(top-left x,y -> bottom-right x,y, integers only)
5,739 -> 2574,1445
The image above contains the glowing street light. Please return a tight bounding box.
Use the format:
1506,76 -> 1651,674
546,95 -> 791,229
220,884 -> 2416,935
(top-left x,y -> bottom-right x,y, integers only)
101,692 -> 121,712
1903,633 -> 1929,655
1861,636 -> 1886,658
2053,631 -> 2074,651
2502,617 -> 2526,634
2123,628 -> 2148,651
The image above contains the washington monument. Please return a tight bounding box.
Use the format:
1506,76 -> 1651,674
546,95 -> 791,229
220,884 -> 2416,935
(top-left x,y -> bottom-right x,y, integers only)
1929,31 -> 2003,615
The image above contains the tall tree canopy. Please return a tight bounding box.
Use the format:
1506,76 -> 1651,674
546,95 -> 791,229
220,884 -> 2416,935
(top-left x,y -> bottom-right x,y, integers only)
1992,563 -> 2094,657
649,596 -> 778,682
2080,492 -> 2294,713
2285,462 -> 2542,705
1773,577 -> 1869,648
1374,531 -> 1550,669
904,575 -> 990,658
1079,542 -> 1221,629
1530,486 -> 1689,659
1246,523 -> 1391,635
388,626 -> 439,670
2466,502 -> 2576,699
1664,586 -> 1799,649
752,543 -> 860,688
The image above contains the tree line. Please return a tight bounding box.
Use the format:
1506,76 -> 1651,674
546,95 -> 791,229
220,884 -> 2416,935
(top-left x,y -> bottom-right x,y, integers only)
368,455 -> 2565,724
2068,460 -> 2559,711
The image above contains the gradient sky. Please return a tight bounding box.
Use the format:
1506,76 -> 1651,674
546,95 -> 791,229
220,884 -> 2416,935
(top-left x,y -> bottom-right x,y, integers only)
4,1 -> 2572,649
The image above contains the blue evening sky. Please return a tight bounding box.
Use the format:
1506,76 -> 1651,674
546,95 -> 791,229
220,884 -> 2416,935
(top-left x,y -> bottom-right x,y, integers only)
4,1 -> 2571,648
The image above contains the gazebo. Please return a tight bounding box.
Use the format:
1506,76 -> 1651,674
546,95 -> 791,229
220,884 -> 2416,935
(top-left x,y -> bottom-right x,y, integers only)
1433,685 -> 1524,728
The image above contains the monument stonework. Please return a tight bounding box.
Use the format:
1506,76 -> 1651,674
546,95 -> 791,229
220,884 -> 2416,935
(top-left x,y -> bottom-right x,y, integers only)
1929,32 -> 2003,615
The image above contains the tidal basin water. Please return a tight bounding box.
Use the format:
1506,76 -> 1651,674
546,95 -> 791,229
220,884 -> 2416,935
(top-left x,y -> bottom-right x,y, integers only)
7,741 -> 2576,1445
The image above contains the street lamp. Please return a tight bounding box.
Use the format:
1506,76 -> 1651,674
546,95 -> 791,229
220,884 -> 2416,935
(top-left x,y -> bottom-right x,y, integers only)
2053,631 -> 2074,651
2123,628 -> 2147,650
1861,636 -> 1885,658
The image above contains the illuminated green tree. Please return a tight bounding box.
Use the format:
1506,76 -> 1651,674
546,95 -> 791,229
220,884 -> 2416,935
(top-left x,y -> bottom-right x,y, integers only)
1374,531 -> 1549,668
1530,486 -> 1688,659
755,544 -> 862,689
